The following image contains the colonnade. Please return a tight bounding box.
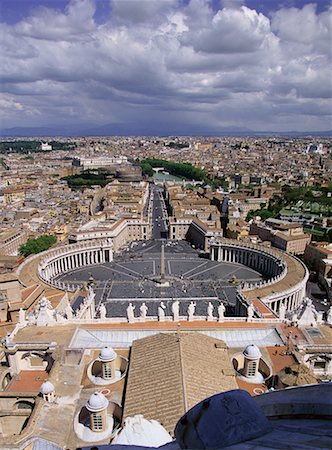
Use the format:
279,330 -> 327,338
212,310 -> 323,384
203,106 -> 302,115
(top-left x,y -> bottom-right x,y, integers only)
210,240 -> 308,315
38,239 -> 113,290
210,242 -> 286,280
265,282 -> 307,314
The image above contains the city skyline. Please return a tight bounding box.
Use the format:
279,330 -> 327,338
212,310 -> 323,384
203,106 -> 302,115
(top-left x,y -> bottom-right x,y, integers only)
1,0 -> 332,135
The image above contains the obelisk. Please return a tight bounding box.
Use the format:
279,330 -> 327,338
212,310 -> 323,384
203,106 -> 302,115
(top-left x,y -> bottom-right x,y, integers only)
160,242 -> 165,282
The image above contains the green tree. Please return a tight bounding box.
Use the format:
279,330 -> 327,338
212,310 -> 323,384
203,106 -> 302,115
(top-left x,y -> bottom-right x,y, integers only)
246,208 -> 275,221
19,235 -> 57,257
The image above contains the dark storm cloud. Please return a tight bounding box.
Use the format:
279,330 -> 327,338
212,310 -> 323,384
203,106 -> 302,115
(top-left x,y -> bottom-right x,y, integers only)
0,0 -> 331,132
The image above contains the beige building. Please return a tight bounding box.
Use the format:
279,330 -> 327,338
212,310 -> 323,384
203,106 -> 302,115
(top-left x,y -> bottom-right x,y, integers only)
250,219 -> 311,254
0,229 -> 28,256
304,242 -> 332,278
0,274 -> 22,322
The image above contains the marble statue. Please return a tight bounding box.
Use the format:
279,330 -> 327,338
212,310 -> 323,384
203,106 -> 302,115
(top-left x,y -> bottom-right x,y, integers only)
140,302 -> 148,320
247,303 -> 255,320
99,303 -> 107,320
279,303 -> 286,320
127,303 -> 135,323
327,306 -> 332,325
172,300 -> 180,322
188,301 -> 196,321
158,302 -> 166,322
207,302 -> 214,321
218,302 -> 226,322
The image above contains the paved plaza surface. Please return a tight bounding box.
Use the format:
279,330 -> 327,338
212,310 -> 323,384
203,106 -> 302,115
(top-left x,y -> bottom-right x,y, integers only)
58,240 -> 264,318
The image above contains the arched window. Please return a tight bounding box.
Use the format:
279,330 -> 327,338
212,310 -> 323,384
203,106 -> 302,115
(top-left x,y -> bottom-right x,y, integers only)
15,401 -> 34,410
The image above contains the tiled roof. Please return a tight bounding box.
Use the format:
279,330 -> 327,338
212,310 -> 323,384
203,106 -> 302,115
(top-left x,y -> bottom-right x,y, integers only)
123,332 -> 237,435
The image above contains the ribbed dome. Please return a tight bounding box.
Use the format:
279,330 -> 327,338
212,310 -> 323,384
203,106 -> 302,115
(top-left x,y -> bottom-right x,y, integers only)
111,415 -> 172,446
40,381 -> 55,395
86,392 -> 109,412
99,346 -> 117,362
243,344 -> 261,359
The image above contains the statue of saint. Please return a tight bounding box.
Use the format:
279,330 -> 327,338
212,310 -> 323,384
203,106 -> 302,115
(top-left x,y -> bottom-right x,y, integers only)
172,300 -> 180,322
158,302 -> 166,322
247,302 -> 254,320
279,303 -> 286,320
99,303 -> 107,320
188,301 -> 196,321
327,306 -> 332,325
207,302 -> 214,320
218,302 -> 225,322
127,303 -> 135,323
140,302 -> 148,320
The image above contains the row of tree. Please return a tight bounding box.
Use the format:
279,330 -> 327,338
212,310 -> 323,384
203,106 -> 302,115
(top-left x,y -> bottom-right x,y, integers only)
140,158 -> 208,182
140,158 -> 228,190
61,169 -> 112,188
19,235 -> 57,257
0,140 -> 76,154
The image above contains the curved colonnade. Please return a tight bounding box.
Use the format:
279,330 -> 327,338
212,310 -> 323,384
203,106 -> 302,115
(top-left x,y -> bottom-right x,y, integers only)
38,239 -> 113,292
34,236 -> 308,315
210,240 -> 309,314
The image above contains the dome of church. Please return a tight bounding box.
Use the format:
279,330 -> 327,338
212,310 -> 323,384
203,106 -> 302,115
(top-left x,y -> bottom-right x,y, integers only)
40,381 -> 55,395
86,392 -> 109,412
99,346 -> 117,362
111,415 -> 172,447
243,344 -> 261,360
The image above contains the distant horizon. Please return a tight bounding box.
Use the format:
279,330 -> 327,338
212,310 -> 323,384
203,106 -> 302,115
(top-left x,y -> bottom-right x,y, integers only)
1,124 -> 331,139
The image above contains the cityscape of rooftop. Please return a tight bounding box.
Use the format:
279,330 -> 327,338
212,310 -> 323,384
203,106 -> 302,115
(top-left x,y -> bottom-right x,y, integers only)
0,1 -> 332,449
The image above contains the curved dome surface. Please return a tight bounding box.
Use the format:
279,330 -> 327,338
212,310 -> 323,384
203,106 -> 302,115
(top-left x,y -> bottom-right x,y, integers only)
40,381 -> 55,395
86,392 -> 109,412
243,344 -> 261,359
100,346 -> 117,362
111,414 -> 172,447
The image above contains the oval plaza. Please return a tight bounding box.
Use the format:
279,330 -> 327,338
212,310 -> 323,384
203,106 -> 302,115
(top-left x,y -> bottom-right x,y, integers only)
32,224 -> 308,322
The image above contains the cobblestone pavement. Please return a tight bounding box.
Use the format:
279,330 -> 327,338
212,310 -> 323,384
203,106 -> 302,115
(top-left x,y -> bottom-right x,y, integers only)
58,240 -> 263,317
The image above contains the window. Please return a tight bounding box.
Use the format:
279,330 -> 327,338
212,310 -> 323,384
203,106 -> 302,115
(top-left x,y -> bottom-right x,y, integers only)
92,414 -> 103,431
247,361 -> 257,377
103,365 -> 112,379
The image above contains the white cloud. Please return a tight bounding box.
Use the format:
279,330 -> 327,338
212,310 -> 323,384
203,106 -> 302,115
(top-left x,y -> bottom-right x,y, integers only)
181,6 -> 272,54
0,0 -> 331,131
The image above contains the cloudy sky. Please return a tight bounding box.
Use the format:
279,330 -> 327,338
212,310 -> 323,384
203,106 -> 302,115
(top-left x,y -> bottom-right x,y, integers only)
1,0 -> 331,134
